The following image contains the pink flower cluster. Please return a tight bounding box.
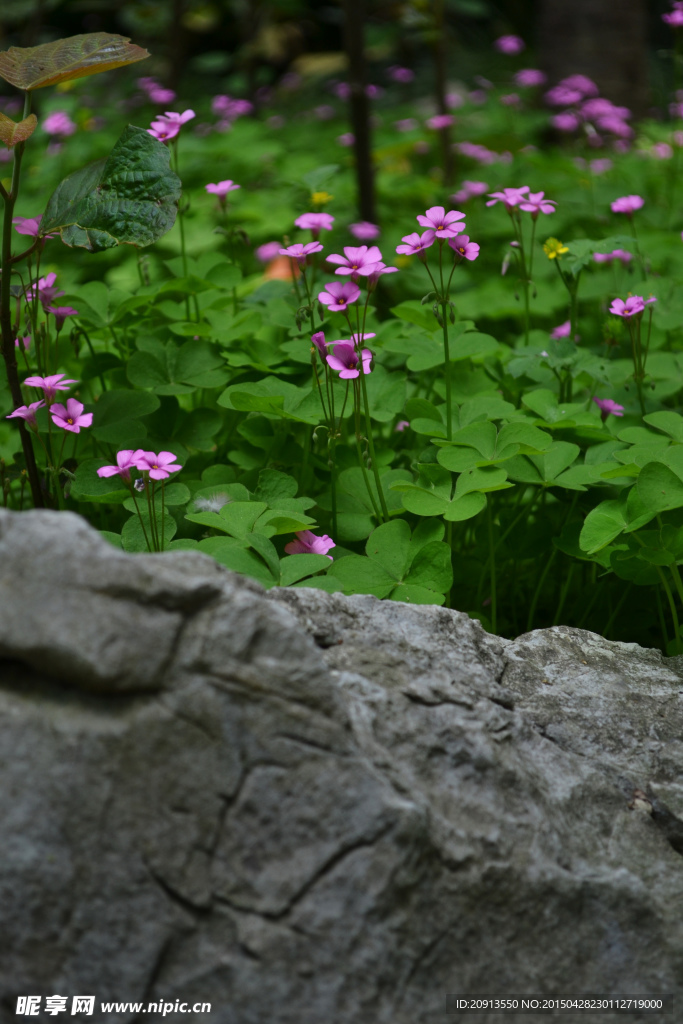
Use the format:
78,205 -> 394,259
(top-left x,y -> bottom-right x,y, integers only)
97,450 -> 183,482
663,2 -> 683,28
148,110 -> 195,143
514,69 -> 547,88
594,398 -> 624,418
212,95 -> 253,131
394,207 -> 480,262
42,111 -> 76,139
457,141 -> 508,165
326,244 -> 397,284
487,186 -> 556,218
206,180 -> 240,201
9,373 -> 92,434
610,195 -> 644,216
546,76 -> 632,145
593,249 -> 632,265
494,35 -> 525,55
138,76 -> 176,105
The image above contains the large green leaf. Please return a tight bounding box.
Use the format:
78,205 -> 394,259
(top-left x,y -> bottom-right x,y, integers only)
41,125 -> 181,250
0,33 -> 149,90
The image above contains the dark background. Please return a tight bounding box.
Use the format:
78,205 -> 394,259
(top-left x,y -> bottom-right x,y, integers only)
0,0 -> 676,119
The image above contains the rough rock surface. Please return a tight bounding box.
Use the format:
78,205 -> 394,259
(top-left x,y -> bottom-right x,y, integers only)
1,509 -> 682,1024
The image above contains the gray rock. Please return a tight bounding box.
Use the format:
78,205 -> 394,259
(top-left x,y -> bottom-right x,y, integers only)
0,509 -> 681,1024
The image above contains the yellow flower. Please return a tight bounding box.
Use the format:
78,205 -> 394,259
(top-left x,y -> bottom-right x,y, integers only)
312,191 -> 333,206
543,237 -> 569,260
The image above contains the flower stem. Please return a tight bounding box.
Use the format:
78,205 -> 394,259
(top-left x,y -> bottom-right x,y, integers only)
0,90 -> 43,508
358,367 -> 389,521
353,379 -> 381,521
487,493 -> 497,634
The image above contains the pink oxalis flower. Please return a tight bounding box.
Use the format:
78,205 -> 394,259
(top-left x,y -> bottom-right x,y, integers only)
486,186 -> 530,210
42,111 -> 76,138
519,191 -> 556,217
46,305 -> 78,331
494,35 -> 525,55
97,450 -> 143,482
448,234 -> 480,260
609,295 -> 656,318
318,281 -> 361,312
416,206 -> 466,240
6,400 -> 44,430
327,245 -> 383,279
295,212 -> 335,235
135,451 -> 183,481
205,180 -> 240,199
30,272 -> 64,308
284,530 -> 336,559
550,321 -> 571,339
279,241 -> 324,267
593,398 -> 624,418
349,221 -> 380,240
610,195 -> 644,216
50,398 -> 93,434
24,372 -> 78,401
396,231 -> 434,256
326,342 -> 373,379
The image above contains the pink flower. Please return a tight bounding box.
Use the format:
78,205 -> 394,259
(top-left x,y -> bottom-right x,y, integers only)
318,281 -> 361,312
149,86 -> 176,105
135,450 -> 183,480
349,221 -> 380,240
315,104 -> 335,120
545,85 -> 584,107
426,113 -> 455,130
46,305 -> 78,331
333,82 -> 351,100
29,272 -> 64,308
14,335 -> 30,350
279,241 -> 324,267
96,450 -> 142,481
284,530 -> 336,559
24,372 -> 78,401
326,342 -> 373,378
486,186 -> 530,210
593,249 -> 632,265
337,133 -> 355,147
561,74 -> 599,97
395,420 -> 410,432
610,195 -> 644,215
366,262 -> 398,287
457,141 -> 499,164
396,231 -> 434,256
295,212 -> 335,235
664,9 -> 683,26
514,69 -> 547,87
550,321 -> 571,339
593,398 -> 624,418
148,110 -> 194,143
255,241 -> 281,263
327,244 -> 383,279
388,66 -> 414,84
416,205 -> 466,240
500,93 -> 520,107
590,158 -> 613,174
13,215 -> 54,239
212,95 -> 252,121
6,400 -> 44,430
311,331 -> 329,357
450,180 -> 489,204
50,398 -> 92,434
519,191 -> 556,217
494,35 -> 525,55
652,142 -> 673,159
42,111 -> 76,138
205,180 -> 240,198
448,234 -> 480,260
552,112 -> 581,133
394,118 -> 418,132
609,295 -> 656,318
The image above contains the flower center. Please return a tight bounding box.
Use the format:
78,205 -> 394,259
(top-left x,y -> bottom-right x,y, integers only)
457,247 -> 465,254
67,418 -> 74,424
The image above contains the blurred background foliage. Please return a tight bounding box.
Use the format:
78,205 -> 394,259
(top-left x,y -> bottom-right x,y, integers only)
0,1 -> 677,117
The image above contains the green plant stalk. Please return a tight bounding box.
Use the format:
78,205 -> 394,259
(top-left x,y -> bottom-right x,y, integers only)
160,481 -> 166,551
0,91 -> 43,508
352,379 -> 381,521
127,482 -> 152,552
144,478 -> 159,552
656,586 -> 669,650
602,583 -> 632,639
526,546 -> 558,632
487,493 -> 497,633
552,561 -> 575,626
358,368 -> 389,521
657,566 -> 680,646
436,246 -> 453,439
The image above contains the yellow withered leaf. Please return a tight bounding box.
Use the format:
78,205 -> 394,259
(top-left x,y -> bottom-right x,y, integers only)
0,112 -> 37,147
0,33 -> 149,92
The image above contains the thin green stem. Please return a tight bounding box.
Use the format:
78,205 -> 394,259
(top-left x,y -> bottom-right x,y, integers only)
487,493 -> 497,634
358,367 -> 388,521
526,547 -> 557,632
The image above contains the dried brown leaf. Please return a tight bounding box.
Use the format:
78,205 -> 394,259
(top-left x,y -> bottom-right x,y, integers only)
0,33 -> 149,92
0,112 -> 37,147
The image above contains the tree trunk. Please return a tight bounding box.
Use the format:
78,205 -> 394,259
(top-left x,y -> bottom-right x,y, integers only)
537,0 -> 649,116
342,0 -> 376,223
